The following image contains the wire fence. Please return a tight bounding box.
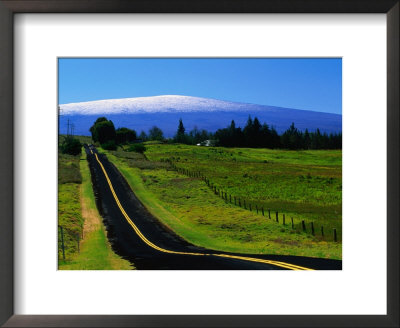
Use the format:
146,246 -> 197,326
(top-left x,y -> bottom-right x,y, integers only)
169,160 -> 341,242
58,224 -> 83,261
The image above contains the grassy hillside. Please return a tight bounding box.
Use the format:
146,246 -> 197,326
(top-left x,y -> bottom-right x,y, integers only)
103,144 -> 342,259
146,144 -> 342,239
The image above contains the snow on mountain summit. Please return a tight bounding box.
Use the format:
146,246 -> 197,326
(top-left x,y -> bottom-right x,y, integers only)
59,95 -> 342,136
59,95 -> 269,115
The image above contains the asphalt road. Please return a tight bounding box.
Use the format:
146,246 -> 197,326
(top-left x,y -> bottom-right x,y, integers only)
84,144 -> 342,270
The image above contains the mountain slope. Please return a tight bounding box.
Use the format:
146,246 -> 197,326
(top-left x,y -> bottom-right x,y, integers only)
59,95 -> 342,137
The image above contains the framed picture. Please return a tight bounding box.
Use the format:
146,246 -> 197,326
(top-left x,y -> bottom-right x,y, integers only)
57,57 -> 343,272
0,0 -> 398,327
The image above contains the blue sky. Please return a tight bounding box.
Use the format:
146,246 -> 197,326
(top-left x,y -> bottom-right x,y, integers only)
58,58 -> 342,114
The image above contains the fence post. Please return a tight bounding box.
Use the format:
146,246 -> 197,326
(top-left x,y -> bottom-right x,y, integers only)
283,214 -> 285,225
311,222 -> 314,235
333,228 -> 337,242
302,220 -> 306,231
276,211 -> 279,222
262,207 -> 264,216
321,226 -> 324,237
291,217 -> 294,229
76,233 -> 80,253
59,225 -> 65,261
268,209 -> 271,219
229,194 -> 232,203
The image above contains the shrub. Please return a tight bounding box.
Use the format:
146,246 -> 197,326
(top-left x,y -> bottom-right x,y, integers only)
128,143 -> 146,153
60,137 -> 81,156
101,140 -> 117,150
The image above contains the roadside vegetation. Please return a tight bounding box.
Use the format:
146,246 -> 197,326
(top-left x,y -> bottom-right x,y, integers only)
58,140 -> 132,269
102,144 -> 342,259
58,152 -> 84,260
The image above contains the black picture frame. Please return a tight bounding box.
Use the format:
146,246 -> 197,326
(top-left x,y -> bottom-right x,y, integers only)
0,1 -> 398,327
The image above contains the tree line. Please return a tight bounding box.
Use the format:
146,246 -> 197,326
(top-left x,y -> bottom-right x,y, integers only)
173,116 -> 341,150
85,116 -> 342,153
214,117 -> 342,150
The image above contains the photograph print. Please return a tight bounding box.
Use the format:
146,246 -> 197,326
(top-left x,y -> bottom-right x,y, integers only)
58,58 -> 342,270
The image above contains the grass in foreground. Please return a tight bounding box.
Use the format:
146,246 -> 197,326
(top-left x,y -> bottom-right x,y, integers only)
103,147 -> 341,260
59,148 -> 133,269
58,152 -> 83,260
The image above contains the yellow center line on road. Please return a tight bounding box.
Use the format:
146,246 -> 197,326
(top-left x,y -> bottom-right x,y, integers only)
94,153 -> 313,271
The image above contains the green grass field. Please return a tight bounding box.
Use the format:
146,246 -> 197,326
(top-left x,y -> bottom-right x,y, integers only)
146,144 -> 342,239
103,143 -> 342,259
58,147 -> 132,269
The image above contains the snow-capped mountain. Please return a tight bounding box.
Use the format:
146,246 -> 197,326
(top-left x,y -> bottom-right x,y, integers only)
59,95 -> 342,137
60,95 -> 288,115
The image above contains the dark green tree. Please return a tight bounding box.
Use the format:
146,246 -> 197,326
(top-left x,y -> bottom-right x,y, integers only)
139,131 -> 147,141
148,126 -> 164,141
281,122 -> 302,149
116,127 -> 137,144
90,117 -> 108,142
89,117 -> 116,147
311,128 -> 322,149
304,129 -> 311,149
96,121 -> 116,144
270,126 -> 281,148
174,118 -> 187,143
243,116 -> 254,146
